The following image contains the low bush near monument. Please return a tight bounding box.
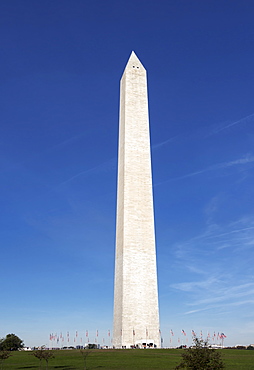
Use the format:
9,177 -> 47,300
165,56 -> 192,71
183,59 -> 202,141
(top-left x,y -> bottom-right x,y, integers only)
174,338 -> 224,369
0,351 -> 11,370
33,347 -> 54,369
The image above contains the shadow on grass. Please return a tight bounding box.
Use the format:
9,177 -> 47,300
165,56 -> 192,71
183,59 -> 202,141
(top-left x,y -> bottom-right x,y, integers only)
17,367 -> 75,370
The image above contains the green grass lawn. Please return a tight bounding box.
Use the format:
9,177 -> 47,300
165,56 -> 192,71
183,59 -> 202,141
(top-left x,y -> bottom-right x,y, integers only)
2,349 -> 254,369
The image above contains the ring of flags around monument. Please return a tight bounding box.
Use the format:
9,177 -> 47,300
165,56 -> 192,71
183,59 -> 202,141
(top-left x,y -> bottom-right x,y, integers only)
49,330 -> 113,348
49,329 -> 226,348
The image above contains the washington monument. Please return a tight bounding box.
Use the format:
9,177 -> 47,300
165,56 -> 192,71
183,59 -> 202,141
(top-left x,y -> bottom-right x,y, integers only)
113,52 -> 160,349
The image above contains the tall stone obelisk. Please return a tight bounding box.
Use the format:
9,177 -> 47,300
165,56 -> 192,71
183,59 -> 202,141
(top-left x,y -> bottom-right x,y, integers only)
113,52 -> 160,349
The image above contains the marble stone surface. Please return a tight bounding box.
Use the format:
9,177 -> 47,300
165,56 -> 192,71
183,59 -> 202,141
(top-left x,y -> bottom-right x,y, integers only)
113,52 -> 160,349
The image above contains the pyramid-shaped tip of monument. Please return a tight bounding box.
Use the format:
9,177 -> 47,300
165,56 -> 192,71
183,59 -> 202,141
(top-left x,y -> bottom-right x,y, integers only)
124,51 -> 146,72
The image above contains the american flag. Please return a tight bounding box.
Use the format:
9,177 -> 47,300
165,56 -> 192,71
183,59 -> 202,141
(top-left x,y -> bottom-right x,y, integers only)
182,330 -> 186,336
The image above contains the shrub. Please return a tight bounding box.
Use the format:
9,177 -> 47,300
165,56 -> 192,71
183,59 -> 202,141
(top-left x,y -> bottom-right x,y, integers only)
175,337 -> 224,370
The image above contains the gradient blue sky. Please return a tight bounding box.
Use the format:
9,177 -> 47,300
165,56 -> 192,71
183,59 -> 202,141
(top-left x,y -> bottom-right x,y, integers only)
1,0 -> 254,348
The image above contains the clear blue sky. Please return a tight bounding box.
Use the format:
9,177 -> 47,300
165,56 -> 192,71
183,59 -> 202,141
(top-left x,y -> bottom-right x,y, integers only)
1,0 -> 254,348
